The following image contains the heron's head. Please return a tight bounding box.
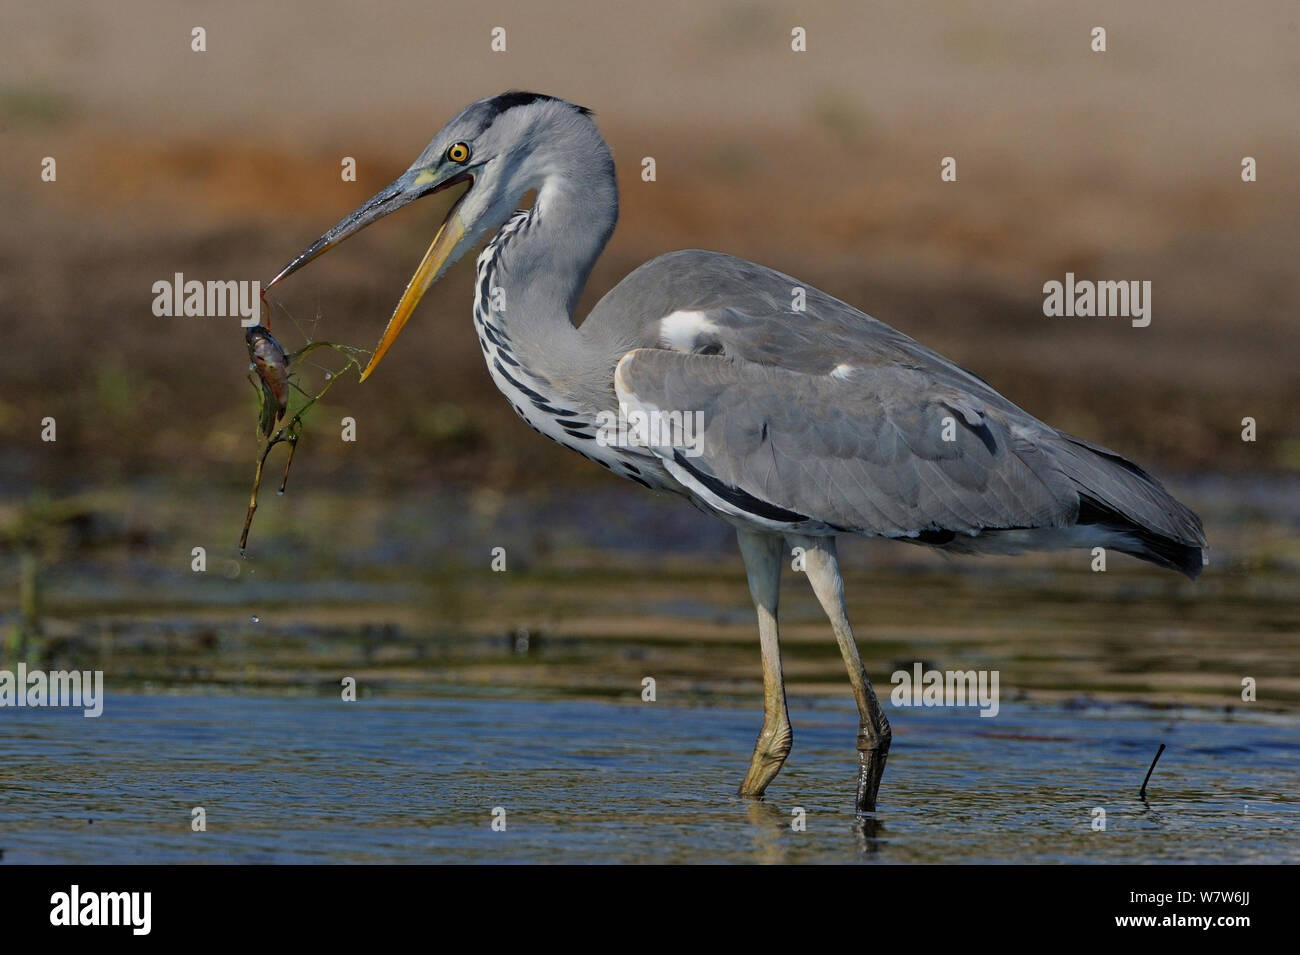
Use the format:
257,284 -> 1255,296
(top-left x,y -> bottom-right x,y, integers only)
267,91 -> 601,380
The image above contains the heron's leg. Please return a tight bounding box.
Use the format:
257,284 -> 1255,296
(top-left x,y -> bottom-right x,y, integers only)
788,534 -> 892,813
736,527 -> 792,799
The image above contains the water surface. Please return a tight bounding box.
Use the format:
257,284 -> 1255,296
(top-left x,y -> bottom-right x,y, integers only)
3,694 -> 1296,863
2,477 -> 1296,863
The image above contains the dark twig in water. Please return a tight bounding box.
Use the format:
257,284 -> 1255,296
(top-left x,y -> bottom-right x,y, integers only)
239,338 -> 368,551
1139,743 -> 1166,800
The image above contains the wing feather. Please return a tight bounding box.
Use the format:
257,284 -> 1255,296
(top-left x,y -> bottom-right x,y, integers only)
615,349 -> 1076,536
592,250 -> 1204,566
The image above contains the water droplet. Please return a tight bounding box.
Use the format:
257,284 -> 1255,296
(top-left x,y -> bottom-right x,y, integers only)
324,371 -> 333,380
248,362 -> 256,372
250,614 -> 261,623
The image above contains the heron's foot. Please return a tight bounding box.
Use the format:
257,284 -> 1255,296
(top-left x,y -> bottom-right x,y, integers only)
739,720 -> 793,799
854,728 -> 892,813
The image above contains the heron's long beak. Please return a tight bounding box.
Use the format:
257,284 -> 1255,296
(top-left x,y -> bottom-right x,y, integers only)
266,166 -> 472,381
359,196 -> 466,381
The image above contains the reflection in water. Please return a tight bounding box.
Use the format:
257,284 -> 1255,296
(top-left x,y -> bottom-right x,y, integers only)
853,814 -> 885,856
744,801 -> 788,865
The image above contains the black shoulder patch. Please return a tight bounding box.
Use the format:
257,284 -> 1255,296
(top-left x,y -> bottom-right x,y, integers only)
484,90 -> 593,121
672,451 -> 809,524
913,529 -> 957,546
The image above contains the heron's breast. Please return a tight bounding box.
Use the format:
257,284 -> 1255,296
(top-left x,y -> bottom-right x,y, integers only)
471,255 -> 666,492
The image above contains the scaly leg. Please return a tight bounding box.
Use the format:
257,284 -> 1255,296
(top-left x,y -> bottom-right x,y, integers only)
789,534 -> 892,813
736,528 -> 792,799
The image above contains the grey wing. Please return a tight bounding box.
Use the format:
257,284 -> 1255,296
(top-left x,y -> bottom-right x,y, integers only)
614,348 -> 1076,537
589,250 -> 1014,403
599,251 -> 1204,574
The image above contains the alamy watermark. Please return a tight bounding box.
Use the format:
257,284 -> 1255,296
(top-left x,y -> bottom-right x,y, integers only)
595,403 -> 705,457
50,885 -> 150,935
151,273 -> 261,325
890,663 -> 999,718
0,664 -> 103,717
1042,272 -> 1151,327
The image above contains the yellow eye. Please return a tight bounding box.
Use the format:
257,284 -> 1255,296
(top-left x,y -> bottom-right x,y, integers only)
446,142 -> 470,164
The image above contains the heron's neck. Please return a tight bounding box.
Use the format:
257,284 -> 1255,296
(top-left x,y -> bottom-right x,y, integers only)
473,149 -> 618,404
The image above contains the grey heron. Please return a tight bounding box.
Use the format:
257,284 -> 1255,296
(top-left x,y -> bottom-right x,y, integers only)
268,91 -> 1206,813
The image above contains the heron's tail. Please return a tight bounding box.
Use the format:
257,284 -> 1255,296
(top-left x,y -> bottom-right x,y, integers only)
1052,432 -> 1207,579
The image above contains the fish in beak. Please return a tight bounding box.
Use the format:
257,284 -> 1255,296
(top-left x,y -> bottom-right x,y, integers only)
245,324 -> 291,436
267,166 -> 473,381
